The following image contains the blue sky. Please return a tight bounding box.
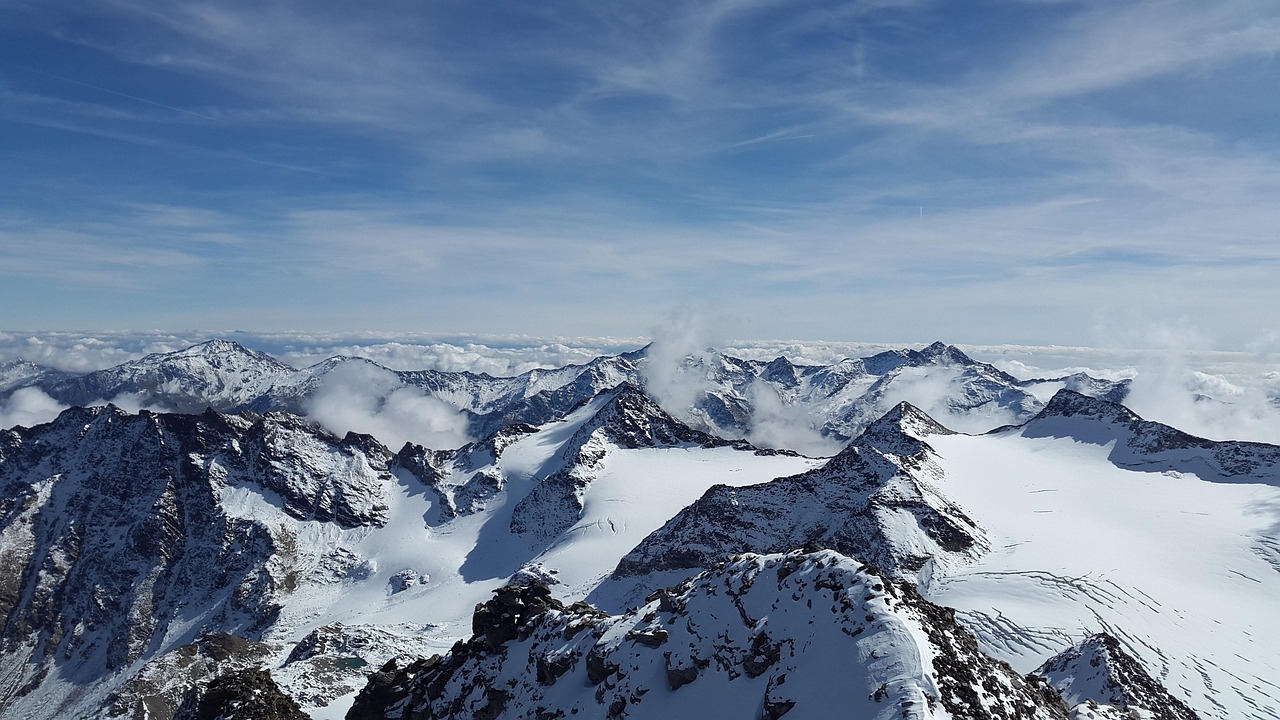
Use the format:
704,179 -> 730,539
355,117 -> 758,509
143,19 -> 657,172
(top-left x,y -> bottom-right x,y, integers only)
2,0 -> 1279,349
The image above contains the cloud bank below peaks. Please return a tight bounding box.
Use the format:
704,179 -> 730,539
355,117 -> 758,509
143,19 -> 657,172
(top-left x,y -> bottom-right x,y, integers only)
0,388 -> 67,430
302,360 -> 472,451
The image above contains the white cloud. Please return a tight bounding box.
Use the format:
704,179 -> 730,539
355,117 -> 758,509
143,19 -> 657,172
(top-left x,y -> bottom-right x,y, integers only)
302,361 -> 472,451
744,378 -> 842,456
0,387 -> 67,429
638,306 -> 739,419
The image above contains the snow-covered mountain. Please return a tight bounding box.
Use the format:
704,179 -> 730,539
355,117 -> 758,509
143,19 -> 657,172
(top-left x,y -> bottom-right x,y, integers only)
610,389 -> 1280,719
1034,633 -> 1200,720
346,550 -> 1077,720
612,401 -> 988,584
3,340 -> 1275,720
0,388 -> 819,718
0,339 -> 1129,452
37,339 -> 297,412
0,359 -> 73,396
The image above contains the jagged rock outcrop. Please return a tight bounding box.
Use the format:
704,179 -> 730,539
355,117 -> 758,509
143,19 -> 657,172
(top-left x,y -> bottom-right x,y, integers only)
613,402 -> 988,583
0,405 -> 395,716
1033,633 -> 1200,720
172,667 -> 308,720
109,633 -> 279,720
347,550 -> 1069,720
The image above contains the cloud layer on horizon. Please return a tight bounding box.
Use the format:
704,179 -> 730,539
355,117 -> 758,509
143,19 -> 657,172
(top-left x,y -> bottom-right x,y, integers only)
1,330 -> 1277,447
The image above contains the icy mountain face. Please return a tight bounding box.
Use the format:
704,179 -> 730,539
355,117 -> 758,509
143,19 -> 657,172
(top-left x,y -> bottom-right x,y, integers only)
348,550 -> 1070,720
914,395 -> 1280,720
508,383 -> 751,542
613,401 -> 988,584
38,339 -> 296,413
1020,390 -> 1280,483
0,359 -> 72,396
2,340 -> 1130,455
1033,634 -> 1200,720
0,405 -> 396,717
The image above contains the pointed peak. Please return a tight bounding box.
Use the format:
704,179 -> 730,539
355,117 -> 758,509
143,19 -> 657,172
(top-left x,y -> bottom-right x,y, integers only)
1035,632 -> 1199,720
917,341 -> 974,365
838,401 -> 953,461
583,382 -> 728,450
182,338 -> 255,355
871,401 -> 954,438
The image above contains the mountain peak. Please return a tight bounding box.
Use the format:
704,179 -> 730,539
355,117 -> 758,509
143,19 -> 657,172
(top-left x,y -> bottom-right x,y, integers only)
917,341 -> 974,365
1034,633 -> 1199,719
584,382 -> 728,450
844,401 -> 954,460
352,550 -> 1070,720
1034,389 -> 1142,425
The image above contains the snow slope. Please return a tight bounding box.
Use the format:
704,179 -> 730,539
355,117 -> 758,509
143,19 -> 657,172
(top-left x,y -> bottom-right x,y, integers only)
616,390 -> 1280,719
923,394 -> 1280,720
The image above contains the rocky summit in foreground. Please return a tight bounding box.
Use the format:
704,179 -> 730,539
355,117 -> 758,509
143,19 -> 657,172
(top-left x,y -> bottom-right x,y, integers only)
346,549 -> 1198,720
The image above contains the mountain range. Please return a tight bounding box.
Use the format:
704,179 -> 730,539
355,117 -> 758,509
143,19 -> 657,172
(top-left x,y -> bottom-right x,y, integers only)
0,339 -> 1128,448
0,339 -> 1273,719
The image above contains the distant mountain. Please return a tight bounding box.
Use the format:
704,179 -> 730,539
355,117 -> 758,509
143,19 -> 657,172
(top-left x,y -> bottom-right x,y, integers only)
0,359 -> 74,396
613,401 -> 988,583
1019,389 -> 1280,482
0,339 -> 1129,454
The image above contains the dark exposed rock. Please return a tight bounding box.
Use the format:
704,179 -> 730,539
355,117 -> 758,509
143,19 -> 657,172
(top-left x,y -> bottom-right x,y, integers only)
172,667 -> 308,720
0,405 -> 394,715
472,582 -> 564,652
346,656 -> 438,720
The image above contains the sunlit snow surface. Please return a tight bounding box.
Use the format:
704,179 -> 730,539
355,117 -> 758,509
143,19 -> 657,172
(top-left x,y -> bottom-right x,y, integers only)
922,428 -> 1280,720
225,397 -> 820,717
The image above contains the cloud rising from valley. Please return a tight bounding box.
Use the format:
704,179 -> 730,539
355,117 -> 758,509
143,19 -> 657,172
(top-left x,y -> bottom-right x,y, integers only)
302,360 -> 473,452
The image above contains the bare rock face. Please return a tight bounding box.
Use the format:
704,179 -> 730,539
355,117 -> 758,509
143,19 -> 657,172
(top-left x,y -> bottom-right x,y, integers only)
109,633 -> 279,720
0,405 -> 394,717
172,667 -> 308,720
346,550 -> 1069,720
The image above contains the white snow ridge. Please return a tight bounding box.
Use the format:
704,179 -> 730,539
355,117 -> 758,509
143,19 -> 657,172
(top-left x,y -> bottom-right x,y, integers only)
0,340 -> 1275,720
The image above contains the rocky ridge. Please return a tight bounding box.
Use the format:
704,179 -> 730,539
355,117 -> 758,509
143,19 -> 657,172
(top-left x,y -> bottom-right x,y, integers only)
0,404 -> 398,718
348,550 -> 1073,720
1033,633 -> 1201,720
613,401 -> 988,584
1018,390 -> 1280,483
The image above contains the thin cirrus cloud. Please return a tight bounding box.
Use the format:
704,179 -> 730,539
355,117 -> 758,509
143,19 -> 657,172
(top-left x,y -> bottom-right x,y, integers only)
0,0 -> 1277,346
